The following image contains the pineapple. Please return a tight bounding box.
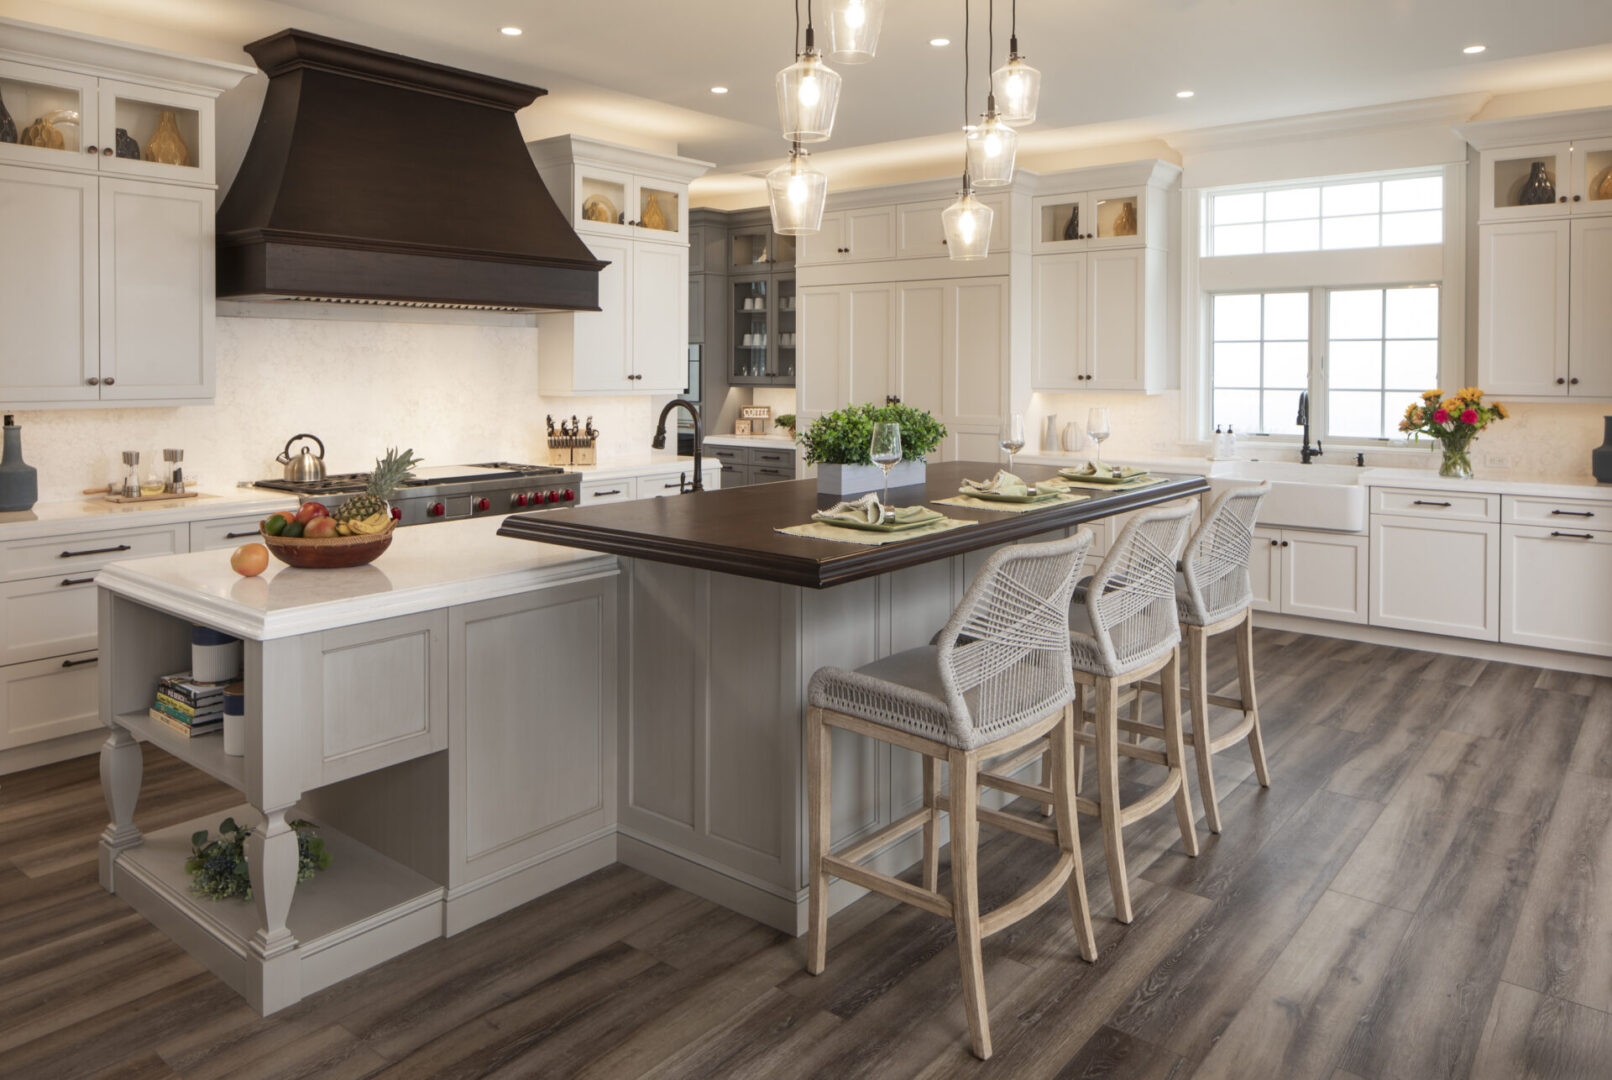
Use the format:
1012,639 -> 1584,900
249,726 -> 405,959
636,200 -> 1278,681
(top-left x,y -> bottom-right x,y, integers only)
335,447 -> 420,523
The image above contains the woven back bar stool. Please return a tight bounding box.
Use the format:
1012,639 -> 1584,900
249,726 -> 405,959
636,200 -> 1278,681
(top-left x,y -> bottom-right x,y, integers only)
806,533 -> 1097,1061
1062,504 -> 1199,924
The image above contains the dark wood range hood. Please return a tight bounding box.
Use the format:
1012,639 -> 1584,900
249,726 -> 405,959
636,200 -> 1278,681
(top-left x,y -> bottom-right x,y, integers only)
216,29 -> 604,312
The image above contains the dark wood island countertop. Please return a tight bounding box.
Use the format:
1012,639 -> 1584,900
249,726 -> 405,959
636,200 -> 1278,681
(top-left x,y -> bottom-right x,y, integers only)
498,460 -> 1209,589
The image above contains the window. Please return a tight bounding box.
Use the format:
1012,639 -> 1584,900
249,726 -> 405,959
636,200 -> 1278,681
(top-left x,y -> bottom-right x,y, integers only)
1208,174 -> 1442,257
1209,284 -> 1440,440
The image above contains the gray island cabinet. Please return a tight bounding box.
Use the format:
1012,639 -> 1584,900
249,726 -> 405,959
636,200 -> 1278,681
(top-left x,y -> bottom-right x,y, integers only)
94,519 -> 619,1014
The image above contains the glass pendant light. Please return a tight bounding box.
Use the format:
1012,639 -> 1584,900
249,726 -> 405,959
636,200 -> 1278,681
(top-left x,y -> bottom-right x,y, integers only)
966,0 -> 1017,186
777,3 -> 842,142
943,0 -> 993,260
767,144 -> 828,234
827,0 -> 885,64
991,0 -> 1041,124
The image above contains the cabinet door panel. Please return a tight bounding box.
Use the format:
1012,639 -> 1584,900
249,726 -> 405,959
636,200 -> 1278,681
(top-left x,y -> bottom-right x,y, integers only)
1250,527 -> 1281,613
0,651 -> 100,751
687,274 -> 705,344
844,206 -> 896,261
894,281 -> 945,418
946,278 -> 1007,428
0,574 -> 97,665
797,212 -> 845,265
1369,516 -> 1499,640
1282,532 -> 1367,624
847,284 -> 896,408
1477,220 -> 1570,396
1501,527 -> 1612,654
98,179 -> 213,400
570,236 -> 632,391
1031,253 -> 1084,390
1086,248 -> 1146,389
797,285 -> 846,415
1569,217 -> 1612,396
0,165 -> 98,402
632,242 -> 687,392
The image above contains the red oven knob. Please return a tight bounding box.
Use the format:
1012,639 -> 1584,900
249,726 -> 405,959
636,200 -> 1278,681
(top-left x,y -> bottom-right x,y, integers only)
562,489 -> 575,501
514,493 -> 528,507
390,506 -> 403,520
428,502 -> 445,517
475,497 -> 491,511
545,490 -> 560,503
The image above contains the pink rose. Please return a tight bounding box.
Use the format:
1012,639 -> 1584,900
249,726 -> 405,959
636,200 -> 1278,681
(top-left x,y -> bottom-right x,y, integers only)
1461,408 -> 1478,424
1433,408 -> 1449,423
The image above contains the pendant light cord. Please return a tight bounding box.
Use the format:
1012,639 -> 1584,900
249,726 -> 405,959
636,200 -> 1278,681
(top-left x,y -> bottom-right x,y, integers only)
986,0 -> 996,111
1010,0 -> 1018,55
794,0 -> 800,57
960,0 -> 971,189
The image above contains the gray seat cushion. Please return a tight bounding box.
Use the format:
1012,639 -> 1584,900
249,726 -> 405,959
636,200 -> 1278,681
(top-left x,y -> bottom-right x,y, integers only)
809,646 -> 957,747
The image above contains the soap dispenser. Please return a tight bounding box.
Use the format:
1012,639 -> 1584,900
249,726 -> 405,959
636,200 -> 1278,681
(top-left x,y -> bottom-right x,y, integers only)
0,414 -> 39,512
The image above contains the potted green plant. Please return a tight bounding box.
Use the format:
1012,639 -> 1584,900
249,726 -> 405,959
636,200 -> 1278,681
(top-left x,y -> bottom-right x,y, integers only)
800,403 -> 948,495
775,413 -> 797,439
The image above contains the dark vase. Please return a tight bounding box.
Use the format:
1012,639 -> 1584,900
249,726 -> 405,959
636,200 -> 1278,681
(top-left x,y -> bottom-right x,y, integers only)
1518,161 -> 1556,206
1594,416 -> 1612,484
115,127 -> 140,159
0,415 -> 38,513
0,90 -> 16,144
1063,204 -> 1080,240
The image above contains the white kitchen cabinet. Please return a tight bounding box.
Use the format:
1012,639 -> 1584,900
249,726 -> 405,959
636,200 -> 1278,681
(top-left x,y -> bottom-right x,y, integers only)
1501,525 -> 1612,655
797,205 -> 898,265
190,513 -> 290,552
1031,252 -> 1085,390
1250,526 -> 1281,613
1569,216 -> 1612,397
1370,514 -> 1500,641
0,573 -> 98,666
0,164 -> 98,403
894,193 -> 1008,260
798,283 -> 897,416
1475,139 -> 1612,224
630,241 -> 688,392
1030,172 -> 1175,254
1251,527 -> 1367,624
579,477 -> 636,505
1477,219 -> 1571,397
1031,246 -> 1167,392
0,650 -> 100,751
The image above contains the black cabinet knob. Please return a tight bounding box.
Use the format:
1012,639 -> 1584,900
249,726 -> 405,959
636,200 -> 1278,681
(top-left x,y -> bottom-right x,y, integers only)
1557,377 -> 1567,385
1571,377 -> 1580,385
1560,196 -> 1569,203
1574,195 -> 1583,202
102,376 -> 114,385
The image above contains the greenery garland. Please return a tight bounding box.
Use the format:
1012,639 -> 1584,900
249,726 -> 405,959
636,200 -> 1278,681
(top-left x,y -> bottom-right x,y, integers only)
799,403 -> 948,466
186,816 -> 332,901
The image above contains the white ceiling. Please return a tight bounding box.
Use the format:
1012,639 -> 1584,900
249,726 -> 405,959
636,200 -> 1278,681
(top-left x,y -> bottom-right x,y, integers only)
12,0 -> 1612,202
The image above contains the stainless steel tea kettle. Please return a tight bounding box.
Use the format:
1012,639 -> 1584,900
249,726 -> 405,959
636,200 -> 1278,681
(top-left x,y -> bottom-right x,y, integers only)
277,434 -> 326,483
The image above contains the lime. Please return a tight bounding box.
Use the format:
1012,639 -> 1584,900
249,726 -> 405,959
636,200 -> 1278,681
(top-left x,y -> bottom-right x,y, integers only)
262,513 -> 289,536
280,520 -> 305,538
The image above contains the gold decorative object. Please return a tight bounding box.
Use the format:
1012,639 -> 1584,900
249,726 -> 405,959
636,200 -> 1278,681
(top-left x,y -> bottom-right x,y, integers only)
144,110 -> 191,167
581,194 -> 617,223
1112,201 -> 1137,237
642,193 -> 668,231
1598,168 -> 1612,202
20,115 -> 64,150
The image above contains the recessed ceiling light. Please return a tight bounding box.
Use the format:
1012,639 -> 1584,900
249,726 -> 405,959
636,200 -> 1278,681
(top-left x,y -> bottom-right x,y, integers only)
710,86 -> 729,94
1463,44 -> 1486,54
1176,90 -> 1195,98
930,38 -> 950,47
500,26 -> 522,36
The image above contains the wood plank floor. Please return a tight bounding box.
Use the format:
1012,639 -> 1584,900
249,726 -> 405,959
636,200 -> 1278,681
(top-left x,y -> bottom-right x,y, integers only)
4,630 -> 1611,1079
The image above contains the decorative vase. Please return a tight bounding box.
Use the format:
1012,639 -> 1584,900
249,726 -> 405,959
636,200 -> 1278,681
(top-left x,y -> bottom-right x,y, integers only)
144,110 -> 190,167
19,114 -> 63,150
0,90 -> 15,144
1518,161 -> 1556,206
816,460 -> 926,497
642,193 -> 667,231
115,127 -> 140,159
0,414 -> 39,513
1062,205 -> 1080,240
1598,170 -> 1612,204
1593,416 -> 1612,484
1042,414 -> 1059,453
1113,201 -> 1137,236
1438,444 -> 1474,480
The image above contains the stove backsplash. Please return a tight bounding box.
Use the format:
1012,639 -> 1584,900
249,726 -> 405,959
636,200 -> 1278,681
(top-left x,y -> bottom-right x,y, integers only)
8,316 -> 663,502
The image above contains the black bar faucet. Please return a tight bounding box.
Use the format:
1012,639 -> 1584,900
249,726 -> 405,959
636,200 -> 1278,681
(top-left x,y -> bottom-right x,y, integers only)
1297,391 -> 1323,464
651,399 -> 704,493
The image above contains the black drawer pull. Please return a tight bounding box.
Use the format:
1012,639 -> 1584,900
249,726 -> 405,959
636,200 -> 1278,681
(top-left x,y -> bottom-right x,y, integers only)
60,544 -> 132,558
224,530 -> 258,538
1550,531 -> 1595,539
60,577 -> 95,587
1550,509 -> 1594,517
61,657 -> 97,668
758,468 -> 783,475
593,489 -> 622,497
1411,500 -> 1451,507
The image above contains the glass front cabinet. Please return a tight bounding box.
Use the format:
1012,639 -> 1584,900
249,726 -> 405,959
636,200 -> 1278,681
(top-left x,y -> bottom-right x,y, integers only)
1477,138 -> 1612,223
729,274 -> 796,385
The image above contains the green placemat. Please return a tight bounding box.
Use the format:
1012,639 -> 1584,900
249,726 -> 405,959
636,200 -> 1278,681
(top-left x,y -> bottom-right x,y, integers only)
1053,475 -> 1171,492
777,517 -> 979,546
932,493 -> 1090,514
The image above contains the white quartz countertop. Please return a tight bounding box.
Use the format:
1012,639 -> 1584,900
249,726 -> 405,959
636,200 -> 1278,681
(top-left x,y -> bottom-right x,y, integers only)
95,517 -> 618,640
703,434 -> 798,450
0,487 -> 300,542
573,456 -> 721,482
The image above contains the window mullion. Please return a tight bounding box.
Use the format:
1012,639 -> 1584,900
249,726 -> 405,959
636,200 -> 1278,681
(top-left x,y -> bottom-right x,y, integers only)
1311,286 -> 1328,442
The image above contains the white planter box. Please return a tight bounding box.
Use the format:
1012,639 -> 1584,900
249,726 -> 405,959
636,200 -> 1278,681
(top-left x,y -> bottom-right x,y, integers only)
816,461 -> 926,496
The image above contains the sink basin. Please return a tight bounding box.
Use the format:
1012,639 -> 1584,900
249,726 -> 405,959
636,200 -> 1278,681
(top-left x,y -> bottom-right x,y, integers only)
1209,461 -> 1368,532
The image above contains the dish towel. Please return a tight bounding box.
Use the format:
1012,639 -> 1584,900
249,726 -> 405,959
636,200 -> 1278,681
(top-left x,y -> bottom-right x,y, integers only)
812,493 -> 942,528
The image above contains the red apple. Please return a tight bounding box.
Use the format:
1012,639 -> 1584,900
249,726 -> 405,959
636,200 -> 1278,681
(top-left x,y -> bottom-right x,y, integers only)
303,516 -> 339,538
295,501 -> 329,524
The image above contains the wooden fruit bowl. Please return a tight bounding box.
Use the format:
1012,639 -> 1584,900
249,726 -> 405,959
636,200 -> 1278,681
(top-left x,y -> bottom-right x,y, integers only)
261,522 -> 395,568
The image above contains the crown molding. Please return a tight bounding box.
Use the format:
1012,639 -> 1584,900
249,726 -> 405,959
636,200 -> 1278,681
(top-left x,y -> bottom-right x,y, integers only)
1167,93 -> 1492,155
0,16 -> 253,96
1457,105 -> 1612,149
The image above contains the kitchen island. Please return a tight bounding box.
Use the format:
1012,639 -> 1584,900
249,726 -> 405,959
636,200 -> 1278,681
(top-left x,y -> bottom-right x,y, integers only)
94,518 -> 619,1014
501,461 -> 1207,931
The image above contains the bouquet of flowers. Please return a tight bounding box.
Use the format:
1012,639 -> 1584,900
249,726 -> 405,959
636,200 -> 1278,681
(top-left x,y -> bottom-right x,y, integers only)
1399,387 -> 1508,478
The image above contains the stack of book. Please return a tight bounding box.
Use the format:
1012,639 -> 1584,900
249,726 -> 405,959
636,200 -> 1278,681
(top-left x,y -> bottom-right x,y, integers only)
148,672 -> 228,738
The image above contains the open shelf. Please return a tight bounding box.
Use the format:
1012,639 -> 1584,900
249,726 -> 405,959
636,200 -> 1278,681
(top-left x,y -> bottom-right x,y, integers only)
117,709 -> 245,793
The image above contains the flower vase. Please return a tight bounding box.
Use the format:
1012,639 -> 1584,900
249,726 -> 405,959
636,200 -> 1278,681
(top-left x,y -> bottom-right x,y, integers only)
1593,416 -> 1612,484
1439,444 -> 1474,480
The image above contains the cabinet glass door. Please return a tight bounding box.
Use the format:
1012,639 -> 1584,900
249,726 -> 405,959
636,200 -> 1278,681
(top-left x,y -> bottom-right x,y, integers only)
0,60 -> 97,171
97,81 -> 210,185
576,166 -> 631,232
732,278 -> 769,382
774,276 -> 796,383
1485,144 -> 1571,220
731,227 -> 772,269
1033,196 -> 1088,251
636,181 -> 683,239
1091,191 -> 1142,244
1575,138 -> 1612,213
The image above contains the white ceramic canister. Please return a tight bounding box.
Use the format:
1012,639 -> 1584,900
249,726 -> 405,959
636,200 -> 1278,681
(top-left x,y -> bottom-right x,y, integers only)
222,681 -> 246,757
192,625 -> 242,683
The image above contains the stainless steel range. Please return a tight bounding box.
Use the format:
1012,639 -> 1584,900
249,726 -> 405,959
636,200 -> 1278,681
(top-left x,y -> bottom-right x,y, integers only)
254,462 -> 581,527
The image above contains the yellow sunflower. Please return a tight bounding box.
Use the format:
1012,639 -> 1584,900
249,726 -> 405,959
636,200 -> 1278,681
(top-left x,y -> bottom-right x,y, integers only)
1458,386 -> 1484,400
1441,398 -> 1464,416
1422,389 -> 1443,402
1494,401 -> 1509,419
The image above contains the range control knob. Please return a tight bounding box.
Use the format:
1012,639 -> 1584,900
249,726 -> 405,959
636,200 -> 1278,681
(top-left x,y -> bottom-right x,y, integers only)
545,490 -> 561,503
513,493 -> 529,507
390,506 -> 403,521
562,489 -> 575,501
428,502 -> 445,517
475,497 -> 491,511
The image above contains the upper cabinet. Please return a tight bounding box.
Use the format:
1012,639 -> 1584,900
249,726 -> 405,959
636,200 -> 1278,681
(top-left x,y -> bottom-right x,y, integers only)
529,136 -> 711,395
797,205 -> 899,265
0,20 -> 248,409
1463,110 -> 1612,224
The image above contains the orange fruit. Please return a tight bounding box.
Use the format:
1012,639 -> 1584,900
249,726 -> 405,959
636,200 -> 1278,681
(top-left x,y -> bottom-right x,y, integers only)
230,543 -> 269,577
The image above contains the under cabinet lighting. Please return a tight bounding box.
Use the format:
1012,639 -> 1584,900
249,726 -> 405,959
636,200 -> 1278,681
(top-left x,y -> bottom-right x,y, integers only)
1463,44 -> 1486,54
500,26 -> 522,36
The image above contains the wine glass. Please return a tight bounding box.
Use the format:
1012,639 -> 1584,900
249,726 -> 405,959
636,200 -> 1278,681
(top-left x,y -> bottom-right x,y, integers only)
1086,407 -> 1112,469
869,422 -> 903,511
998,413 -> 1026,474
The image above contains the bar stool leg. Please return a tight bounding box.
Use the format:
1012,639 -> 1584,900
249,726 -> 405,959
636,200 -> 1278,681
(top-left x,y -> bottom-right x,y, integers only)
1074,685 -> 1087,796
948,749 -> 991,1059
1236,611 -> 1271,788
1095,677 -> 1132,923
922,756 -> 944,892
1161,648 -> 1200,857
1051,708 -> 1098,962
1185,624 -> 1223,834
806,707 -> 831,975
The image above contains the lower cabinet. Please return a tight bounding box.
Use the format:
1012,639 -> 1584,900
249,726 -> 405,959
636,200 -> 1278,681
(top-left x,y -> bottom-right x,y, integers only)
1251,527 -> 1368,624
1501,525 -> 1612,654
704,444 -> 797,487
1370,514 -> 1501,641
0,650 -> 99,751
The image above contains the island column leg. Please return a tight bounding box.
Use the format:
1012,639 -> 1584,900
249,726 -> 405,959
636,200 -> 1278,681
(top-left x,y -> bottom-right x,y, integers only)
244,637 -> 304,1013
98,724 -> 143,890
247,806 -> 300,968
